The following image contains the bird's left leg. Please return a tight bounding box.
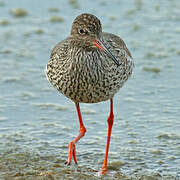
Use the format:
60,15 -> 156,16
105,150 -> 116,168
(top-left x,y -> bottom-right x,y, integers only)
101,98 -> 114,174
65,103 -> 86,165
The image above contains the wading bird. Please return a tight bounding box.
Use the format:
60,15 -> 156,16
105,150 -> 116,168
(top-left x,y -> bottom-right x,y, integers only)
46,13 -> 134,174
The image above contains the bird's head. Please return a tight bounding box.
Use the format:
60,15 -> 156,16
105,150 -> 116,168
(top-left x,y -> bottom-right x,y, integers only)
71,13 -> 102,47
70,13 -> 120,66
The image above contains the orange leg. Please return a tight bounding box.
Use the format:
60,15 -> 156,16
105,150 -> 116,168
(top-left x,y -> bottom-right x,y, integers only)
101,98 -> 114,174
65,103 -> 86,165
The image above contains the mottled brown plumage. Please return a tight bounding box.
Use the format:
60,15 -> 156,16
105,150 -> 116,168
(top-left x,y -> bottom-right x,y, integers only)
46,14 -> 133,103
46,13 -> 134,174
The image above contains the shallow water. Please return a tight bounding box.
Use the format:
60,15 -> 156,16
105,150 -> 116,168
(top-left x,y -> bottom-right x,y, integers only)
0,0 -> 180,179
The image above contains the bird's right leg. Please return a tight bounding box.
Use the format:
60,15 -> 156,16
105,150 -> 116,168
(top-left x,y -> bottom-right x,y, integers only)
65,103 -> 86,165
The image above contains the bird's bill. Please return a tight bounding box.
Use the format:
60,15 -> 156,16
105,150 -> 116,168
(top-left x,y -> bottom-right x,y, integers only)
93,39 -> 120,66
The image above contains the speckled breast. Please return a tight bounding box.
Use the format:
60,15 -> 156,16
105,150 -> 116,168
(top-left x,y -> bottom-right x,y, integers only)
46,47 -> 133,103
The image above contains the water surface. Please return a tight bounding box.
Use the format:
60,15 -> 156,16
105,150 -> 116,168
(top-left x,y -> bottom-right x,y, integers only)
0,0 -> 180,179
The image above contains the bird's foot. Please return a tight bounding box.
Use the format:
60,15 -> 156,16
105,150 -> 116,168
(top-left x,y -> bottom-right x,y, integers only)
100,165 -> 108,175
65,141 -> 77,165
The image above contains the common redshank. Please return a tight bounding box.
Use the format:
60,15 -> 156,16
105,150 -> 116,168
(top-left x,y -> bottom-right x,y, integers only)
46,13 -> 134,174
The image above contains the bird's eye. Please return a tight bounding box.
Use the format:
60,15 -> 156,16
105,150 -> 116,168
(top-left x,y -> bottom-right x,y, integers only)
79,29 -> 87,35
